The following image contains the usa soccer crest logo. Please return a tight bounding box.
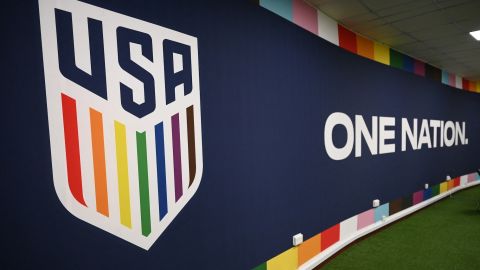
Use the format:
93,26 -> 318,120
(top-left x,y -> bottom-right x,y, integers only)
38,0 -> 203,249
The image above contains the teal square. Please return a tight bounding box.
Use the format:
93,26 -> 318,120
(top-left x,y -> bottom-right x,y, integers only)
260,0 -> 292,21
375,203 -> 389,222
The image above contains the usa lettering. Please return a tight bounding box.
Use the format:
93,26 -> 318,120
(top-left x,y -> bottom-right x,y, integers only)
55,9 -> 193,118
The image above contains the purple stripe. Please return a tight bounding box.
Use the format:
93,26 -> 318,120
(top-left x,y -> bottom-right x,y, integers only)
171,113 -> 183,201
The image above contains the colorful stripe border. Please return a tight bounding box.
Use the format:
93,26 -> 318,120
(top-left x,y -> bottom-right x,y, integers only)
259,0 -> 480,93
251,173 -> 480,270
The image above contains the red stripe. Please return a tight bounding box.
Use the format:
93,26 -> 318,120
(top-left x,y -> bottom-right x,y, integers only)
462,78 -> 469,90
338,25 -> 357,54
61,93 -> 86,206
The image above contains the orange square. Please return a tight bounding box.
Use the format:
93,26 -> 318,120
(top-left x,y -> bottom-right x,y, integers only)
298,233 -> 321,266
356,35 -> 374,60
470,81 -> 476,91
447,181 -> 454,190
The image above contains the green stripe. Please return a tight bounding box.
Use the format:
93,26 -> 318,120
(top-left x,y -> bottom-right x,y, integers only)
389,49 -> 403,69
136,131 -> 151,236
431,184 -> 440,196
252,262 -> 266,270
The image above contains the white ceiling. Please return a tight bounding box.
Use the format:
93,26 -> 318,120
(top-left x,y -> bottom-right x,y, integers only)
306,0 -> 480,80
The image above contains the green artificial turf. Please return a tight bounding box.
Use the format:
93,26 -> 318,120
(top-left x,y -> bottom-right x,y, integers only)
318,185 -> 480,270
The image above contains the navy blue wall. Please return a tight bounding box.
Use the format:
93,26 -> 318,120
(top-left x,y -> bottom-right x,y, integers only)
2,1 -> 480,269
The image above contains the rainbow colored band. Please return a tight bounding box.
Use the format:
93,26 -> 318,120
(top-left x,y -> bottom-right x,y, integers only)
60,93 -> 197,236
252,173 -> 480,270
259,0 -> 480,93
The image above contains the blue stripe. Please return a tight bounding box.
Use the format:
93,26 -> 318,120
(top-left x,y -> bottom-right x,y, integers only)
402,55 -> 414,73
155,123 -> 168,219
423,188 -> 432,200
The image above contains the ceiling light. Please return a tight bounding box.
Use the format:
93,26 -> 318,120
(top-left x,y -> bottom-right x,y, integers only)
470,30 -> 480,41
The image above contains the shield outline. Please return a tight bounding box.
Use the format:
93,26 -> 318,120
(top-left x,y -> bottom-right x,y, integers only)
38,0 -> 203,250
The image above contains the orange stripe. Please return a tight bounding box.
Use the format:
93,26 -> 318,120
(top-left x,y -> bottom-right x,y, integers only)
90,108 -> 109,216
356,35 -> 374,60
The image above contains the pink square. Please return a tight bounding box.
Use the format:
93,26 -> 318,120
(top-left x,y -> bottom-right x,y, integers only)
468,173 -> 476,183
293,0 -> 318,35
357,209 -> 375,230
448,74 -> 456,87
413,190 -> 424,205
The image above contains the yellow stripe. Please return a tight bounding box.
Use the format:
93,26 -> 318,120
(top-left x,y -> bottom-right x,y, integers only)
373,42 -> 390,65
114,121 -> 132,228
439,182 -> 448,193
266,247 -> 298,270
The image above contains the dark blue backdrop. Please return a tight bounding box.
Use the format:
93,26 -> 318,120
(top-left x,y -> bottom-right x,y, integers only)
2,1 -> 480,269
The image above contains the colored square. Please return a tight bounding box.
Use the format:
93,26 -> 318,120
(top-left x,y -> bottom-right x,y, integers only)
414,59 -> 425,76
466,80 -> 472,91
447,180 -> 454,190
317,10 -> 339,45
462,78 -> 469,90
425,64 -> 441,81
448,73 -> 456,87
441,70 -> 449,84
469,80 -> 476,91
461,175 -> 469,185
338,24 -> 357,53
356,35 -> 374,59
440,182 -> 448,193
389,49 -> 403,69
423,188 -> 432,200
374,203 -> 389,222
468,173 -> 476,183
298,233 -> 321,266
374,42 -> 390,65
340,216 -> 358,241
260,0 -> 292,21
389,198 -> 403,215
402,194 -> 413,209
431,184 -> 440,196
453,177 -> 460,187
357,209 -> 375,230
403,55 -> 414,72
266,247 -> 298,270
321,224 -> 340,251
413,190 -> 424,205
292,0 -> 318,34
455,75 -> 463,89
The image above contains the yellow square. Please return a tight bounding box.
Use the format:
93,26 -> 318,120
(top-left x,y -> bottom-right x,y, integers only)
440,182 -> 448,193
374,42 -> 390,65
267,247 -> 298,270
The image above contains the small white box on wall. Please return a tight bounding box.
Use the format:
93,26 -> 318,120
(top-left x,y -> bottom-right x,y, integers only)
292,233 -> 303,246
373,199 -> 380,208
